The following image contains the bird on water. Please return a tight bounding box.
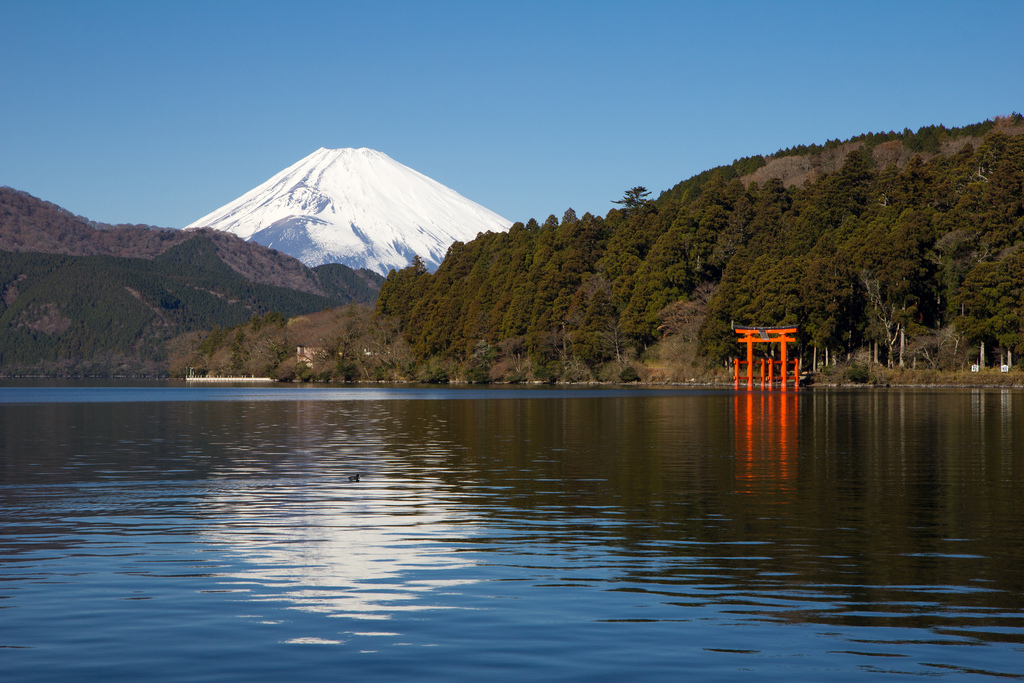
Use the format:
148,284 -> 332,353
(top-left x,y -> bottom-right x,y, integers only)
348,474 -> 360,482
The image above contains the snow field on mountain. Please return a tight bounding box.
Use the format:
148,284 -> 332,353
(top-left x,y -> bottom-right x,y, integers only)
186,148 -> 511,275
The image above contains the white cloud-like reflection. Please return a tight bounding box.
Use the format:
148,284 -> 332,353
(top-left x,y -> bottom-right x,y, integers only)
201,475 -> 479,620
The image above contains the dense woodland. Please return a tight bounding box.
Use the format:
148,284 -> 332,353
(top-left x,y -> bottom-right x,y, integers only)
367,115 -> 1024,384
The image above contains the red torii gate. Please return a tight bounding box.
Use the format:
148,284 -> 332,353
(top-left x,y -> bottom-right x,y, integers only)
733,326 -> 799,389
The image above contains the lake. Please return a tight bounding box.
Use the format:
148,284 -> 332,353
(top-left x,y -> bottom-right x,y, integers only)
1,383 -> 1022,681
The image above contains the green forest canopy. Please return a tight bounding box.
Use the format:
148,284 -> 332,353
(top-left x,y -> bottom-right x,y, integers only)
375,116 -> 1024,379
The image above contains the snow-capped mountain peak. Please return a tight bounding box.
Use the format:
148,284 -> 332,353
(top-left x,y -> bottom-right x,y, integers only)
185,148 -> 511,275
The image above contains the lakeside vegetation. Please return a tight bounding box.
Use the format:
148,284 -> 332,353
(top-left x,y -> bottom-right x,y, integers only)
165,304 -> 1024,387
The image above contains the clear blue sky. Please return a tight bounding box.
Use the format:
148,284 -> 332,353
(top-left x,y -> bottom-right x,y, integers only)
2,0 -> 1021,228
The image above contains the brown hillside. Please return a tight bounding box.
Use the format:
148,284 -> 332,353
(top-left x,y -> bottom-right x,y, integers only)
0,187 -> 345,297
742,115 -> 1024,188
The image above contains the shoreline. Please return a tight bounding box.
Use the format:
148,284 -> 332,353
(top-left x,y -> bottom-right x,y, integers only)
3,373 -> 1024,390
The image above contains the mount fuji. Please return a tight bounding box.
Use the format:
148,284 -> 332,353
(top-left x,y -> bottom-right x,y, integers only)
185,148 -> 512,275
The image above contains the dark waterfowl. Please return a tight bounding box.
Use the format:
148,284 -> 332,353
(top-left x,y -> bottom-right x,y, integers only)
348,474 -> 360,482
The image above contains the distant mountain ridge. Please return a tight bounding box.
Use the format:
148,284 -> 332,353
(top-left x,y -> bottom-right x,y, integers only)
0,187 -> 383,300
186,147 -> 512,274
0,188 -> 385,375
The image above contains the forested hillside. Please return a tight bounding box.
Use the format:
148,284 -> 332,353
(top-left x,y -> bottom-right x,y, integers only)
0,240 -> 348,375
0,187 -> 384,301
375,115 -> 1024,383
0,189 -> 385,375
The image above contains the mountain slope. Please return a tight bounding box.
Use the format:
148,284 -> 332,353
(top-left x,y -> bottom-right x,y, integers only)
0,188 -> 386,375
0,186 -> 383,301
186,148 -> 512,274
0,244 -> 344,373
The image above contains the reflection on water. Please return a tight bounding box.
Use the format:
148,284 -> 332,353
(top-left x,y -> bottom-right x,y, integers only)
0,386 -> 1022,681
202,471 -> 477,620
733,391 -> 799,492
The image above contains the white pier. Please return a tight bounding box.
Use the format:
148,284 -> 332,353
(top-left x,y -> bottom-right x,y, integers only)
185,376 -> 274,383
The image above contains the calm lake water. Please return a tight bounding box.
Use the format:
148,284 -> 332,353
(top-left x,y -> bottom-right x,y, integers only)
0,383 -> 1022,681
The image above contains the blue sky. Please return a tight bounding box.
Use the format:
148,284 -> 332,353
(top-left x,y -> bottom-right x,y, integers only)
2,0 -> 1022,228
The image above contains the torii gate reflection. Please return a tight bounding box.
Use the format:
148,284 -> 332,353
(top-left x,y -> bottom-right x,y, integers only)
733,390 -> 799,493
